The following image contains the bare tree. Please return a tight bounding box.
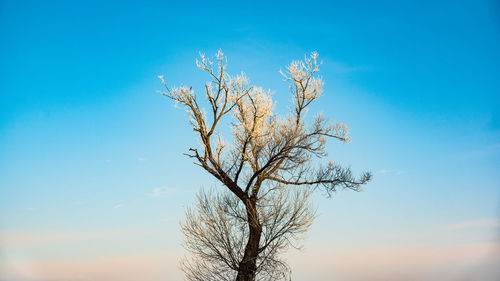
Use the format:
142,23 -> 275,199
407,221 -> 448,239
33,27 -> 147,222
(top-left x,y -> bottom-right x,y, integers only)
159,51 -> 371,281
181,185 -> 313,281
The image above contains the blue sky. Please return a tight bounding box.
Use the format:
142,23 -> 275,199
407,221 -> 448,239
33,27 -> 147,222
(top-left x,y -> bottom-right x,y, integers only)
1,0 -> 499,280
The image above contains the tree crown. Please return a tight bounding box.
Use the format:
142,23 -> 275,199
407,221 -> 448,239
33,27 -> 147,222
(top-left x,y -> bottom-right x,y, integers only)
159,50 -> 371,200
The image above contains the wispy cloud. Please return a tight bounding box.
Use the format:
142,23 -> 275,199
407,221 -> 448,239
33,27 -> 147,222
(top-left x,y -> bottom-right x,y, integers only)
0,228 -> 169,249
137,157 -> 145,161
0,252 -> 182,281
460,143 -> 500,160
113,204 -> 123,209
443,218 -> 500,231
148,187 -> 173,198
377,169 -> 406,175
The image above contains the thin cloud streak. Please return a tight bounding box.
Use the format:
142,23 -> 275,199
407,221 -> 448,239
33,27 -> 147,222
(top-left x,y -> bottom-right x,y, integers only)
0,229 -> 158,249
288,242 -> 500,281
0,252 -> 183,281
377,169 -> 406,175
444,218 -> 500,231
147,187 -> 177,197
152,187 -> 169,197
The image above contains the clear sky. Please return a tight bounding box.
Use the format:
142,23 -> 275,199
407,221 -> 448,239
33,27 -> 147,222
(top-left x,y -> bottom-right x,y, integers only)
1,0 -> 499,280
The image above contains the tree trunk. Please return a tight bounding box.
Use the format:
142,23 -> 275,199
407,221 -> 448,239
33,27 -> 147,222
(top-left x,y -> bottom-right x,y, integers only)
236,198 -> 262,281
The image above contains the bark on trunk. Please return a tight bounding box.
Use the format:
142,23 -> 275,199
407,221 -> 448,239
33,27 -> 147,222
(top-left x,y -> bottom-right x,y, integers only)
236,198 -> 262,281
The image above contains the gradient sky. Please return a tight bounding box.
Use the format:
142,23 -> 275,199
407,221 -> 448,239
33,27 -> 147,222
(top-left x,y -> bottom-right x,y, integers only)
1,0 -> 499,280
